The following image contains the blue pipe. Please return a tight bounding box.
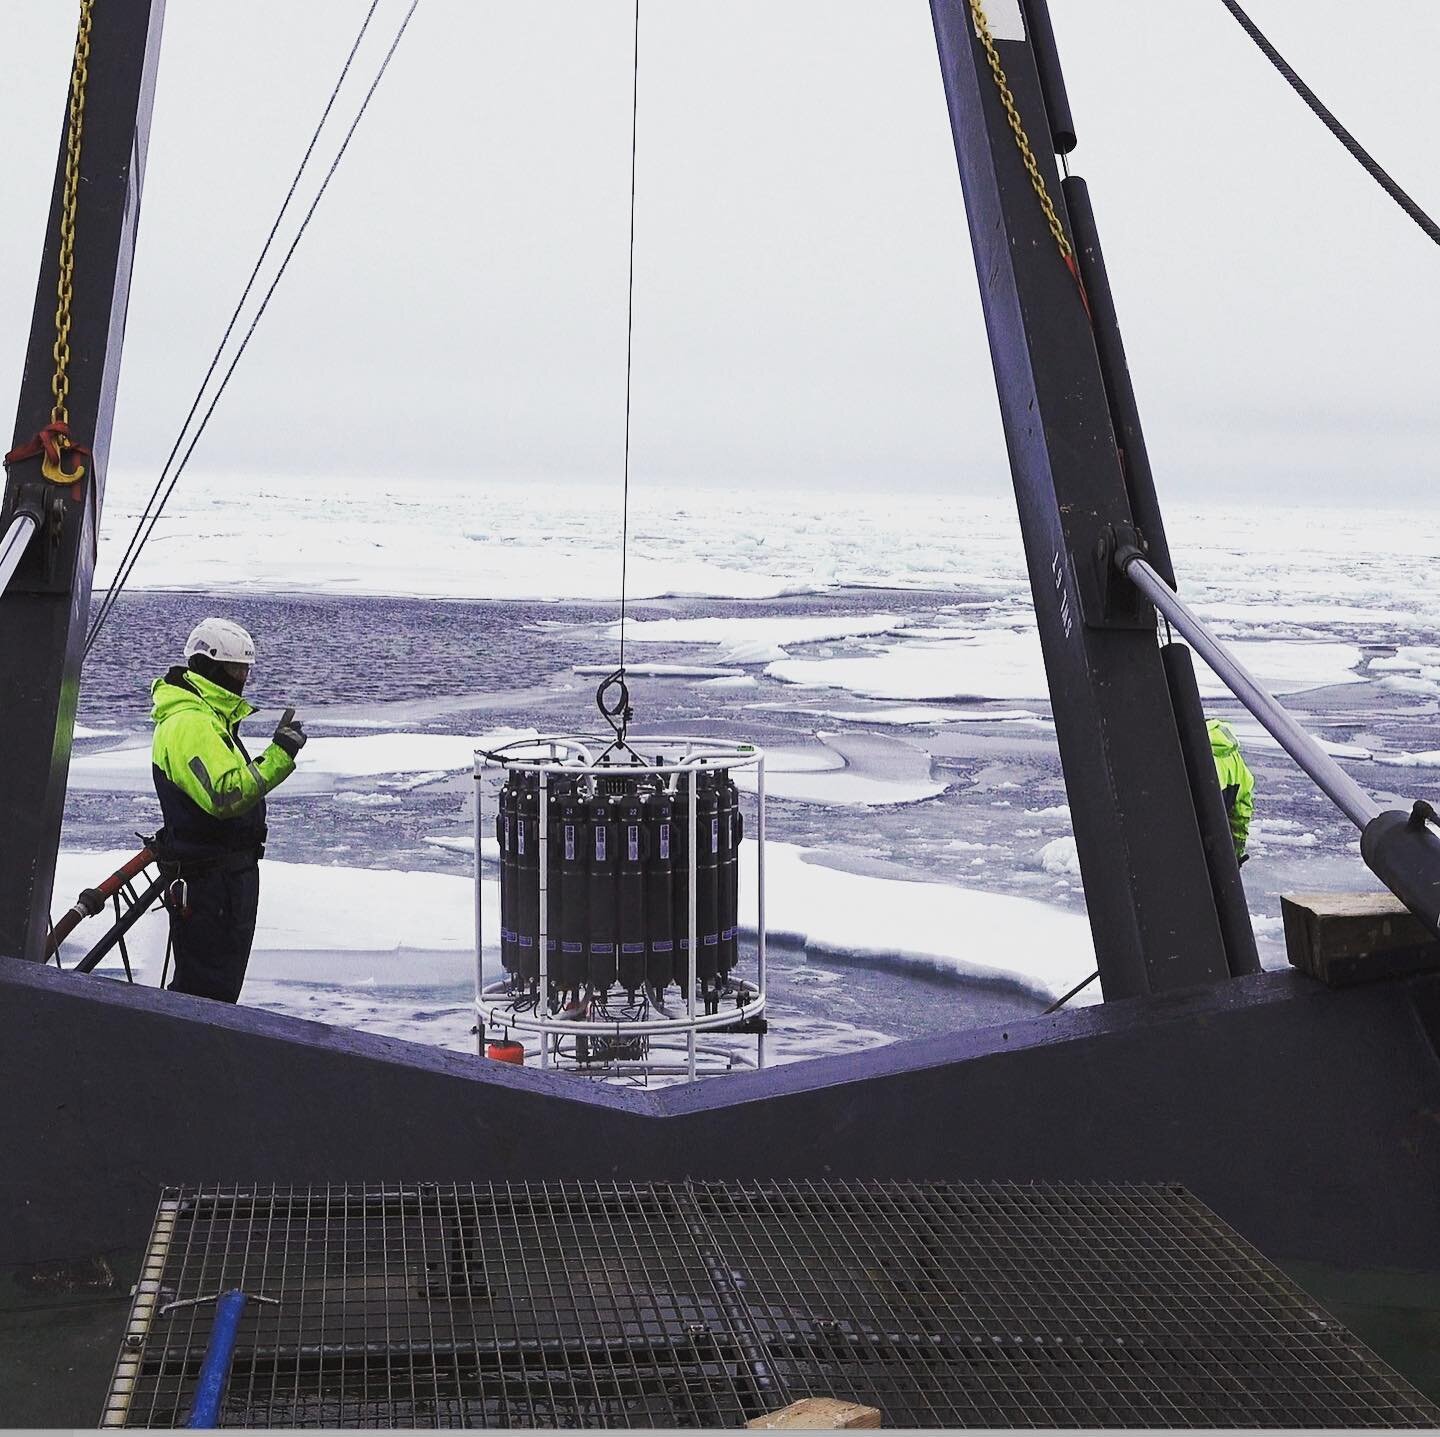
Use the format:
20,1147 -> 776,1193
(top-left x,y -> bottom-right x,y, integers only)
184,1289 -> 248,1428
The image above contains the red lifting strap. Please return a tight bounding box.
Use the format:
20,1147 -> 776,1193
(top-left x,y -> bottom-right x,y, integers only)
4,419 -> 91,477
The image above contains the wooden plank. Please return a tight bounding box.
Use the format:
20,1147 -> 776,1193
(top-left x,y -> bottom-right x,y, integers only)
747,1397 -> 883,1429
1282,891 -> 1440,986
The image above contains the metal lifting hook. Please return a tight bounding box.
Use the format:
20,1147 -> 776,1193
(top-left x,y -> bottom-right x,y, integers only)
40,433 -> 86,484
596,668 -> 633,747
5,421 -> 88,485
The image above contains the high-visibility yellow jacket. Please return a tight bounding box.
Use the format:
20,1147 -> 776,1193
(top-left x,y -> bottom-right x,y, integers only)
150,666 -> 294,860
1208,718 -> 1254,861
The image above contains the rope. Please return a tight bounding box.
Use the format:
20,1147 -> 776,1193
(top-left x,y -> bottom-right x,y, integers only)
83,0 -> 420,657
86,0 -> 385,652
1042,968 -> 1099,1014
617,0 -> 640,674
1219,0 -> 1440,248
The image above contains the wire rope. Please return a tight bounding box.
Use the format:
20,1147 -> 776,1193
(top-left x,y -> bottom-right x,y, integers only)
1219,0 -> 1440,248
617,0 -> 640,673
83,0 -> 420,656
85,0 -> 385,654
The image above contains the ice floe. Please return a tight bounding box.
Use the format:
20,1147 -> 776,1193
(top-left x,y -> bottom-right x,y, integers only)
1037,836 -> 1081,877
52,833 -> 1099,1033
734,733 -> 947,807
767,628 -> 1046,702
68,728 -> 535,792
606,613 -> 912,649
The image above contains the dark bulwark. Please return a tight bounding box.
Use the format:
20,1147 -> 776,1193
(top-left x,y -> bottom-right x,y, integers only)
4,960 -> 1440,1422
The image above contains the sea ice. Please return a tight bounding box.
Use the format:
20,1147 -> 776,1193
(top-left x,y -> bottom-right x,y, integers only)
51,834 -> 1098,1019
767,628 -> 1047,702
733,732 -> 947,807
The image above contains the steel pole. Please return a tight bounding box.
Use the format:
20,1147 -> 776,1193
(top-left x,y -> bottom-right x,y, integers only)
688,770 -> 698,1083
756,756 -> 767,1071
1119,550 -> 1382,829
473,760 -> 485,1056
0,513 -> 37,599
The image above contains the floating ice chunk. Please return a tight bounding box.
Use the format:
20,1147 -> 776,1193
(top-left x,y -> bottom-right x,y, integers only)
73,723 -> 121,739
744,843 -> 1095,1003
808,706 -> 958,727
1228,722 -> 1372,761
69,727 -> 538,790
692,675 -> 759,690
49,850 -> 484,970
767,628 -> 1048,702
1372,750 -> 1440,768
54,834 -> 1098,1016
1377,645 -> 1440,671
572,663 -> 743,679
381,770 -> 451,791
1037,836 -> 1081,877
817,711 -> 961,731
1195,602 -> 1416,631
1378,675 -> 1438,695
749,746 -> 846,775
607,614 -> 910,648
748,702 -> 1042,727
716,640 -> 788,664
310,735 -> 483,775
1189,640 -> 1364,696
734,732 -> 946,807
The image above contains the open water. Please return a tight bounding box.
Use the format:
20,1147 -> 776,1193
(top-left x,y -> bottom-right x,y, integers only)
59,577 -> 1440,1061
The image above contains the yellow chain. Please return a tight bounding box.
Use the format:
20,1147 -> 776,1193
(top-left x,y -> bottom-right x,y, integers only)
51,0 -> 95,435
966,0 -> 1075,267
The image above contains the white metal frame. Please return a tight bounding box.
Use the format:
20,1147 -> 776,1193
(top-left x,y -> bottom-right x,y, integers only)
473,733 -> 768,1082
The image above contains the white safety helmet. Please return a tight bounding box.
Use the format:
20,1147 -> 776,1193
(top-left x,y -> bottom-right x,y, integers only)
184,617 -> 256,667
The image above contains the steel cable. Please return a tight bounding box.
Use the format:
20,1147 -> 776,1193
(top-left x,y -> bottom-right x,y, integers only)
617,0 -> 640,675
84,0 -> 418,657
87,0 -> 384,652
1219,0 -> 1440,248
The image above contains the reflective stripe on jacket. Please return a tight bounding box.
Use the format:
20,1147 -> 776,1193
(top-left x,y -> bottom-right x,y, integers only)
1208,718 -> 1254,859
150,666 -> 295,858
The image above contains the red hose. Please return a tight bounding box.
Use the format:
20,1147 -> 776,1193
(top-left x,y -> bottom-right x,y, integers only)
45,848 -> 155,959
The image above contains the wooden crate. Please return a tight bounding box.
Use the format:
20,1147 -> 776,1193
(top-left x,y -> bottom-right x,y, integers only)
1282,891 -> 1440,986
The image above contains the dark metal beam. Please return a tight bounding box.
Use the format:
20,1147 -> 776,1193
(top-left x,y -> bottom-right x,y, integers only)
0,1 -> 165,961
928,0 -> 1226,998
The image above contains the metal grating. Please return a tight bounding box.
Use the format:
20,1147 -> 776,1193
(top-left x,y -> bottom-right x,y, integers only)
102,1181 -> 1440,1429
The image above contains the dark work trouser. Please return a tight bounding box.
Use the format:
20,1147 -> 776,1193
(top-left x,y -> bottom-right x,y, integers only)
167,862 -> 260,1004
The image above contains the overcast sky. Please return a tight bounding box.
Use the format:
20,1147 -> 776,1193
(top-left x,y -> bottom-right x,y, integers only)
1,1 -> 1437,506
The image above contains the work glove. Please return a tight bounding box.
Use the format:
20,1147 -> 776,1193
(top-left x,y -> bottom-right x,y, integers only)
272,707 -> 307,759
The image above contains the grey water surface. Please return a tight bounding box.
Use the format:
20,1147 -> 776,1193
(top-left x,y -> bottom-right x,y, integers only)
62,587 -> 1440,1053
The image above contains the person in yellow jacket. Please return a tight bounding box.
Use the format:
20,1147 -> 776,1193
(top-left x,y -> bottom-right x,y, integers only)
149,618 -> 306,1002
1208,718 -> 1254,865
